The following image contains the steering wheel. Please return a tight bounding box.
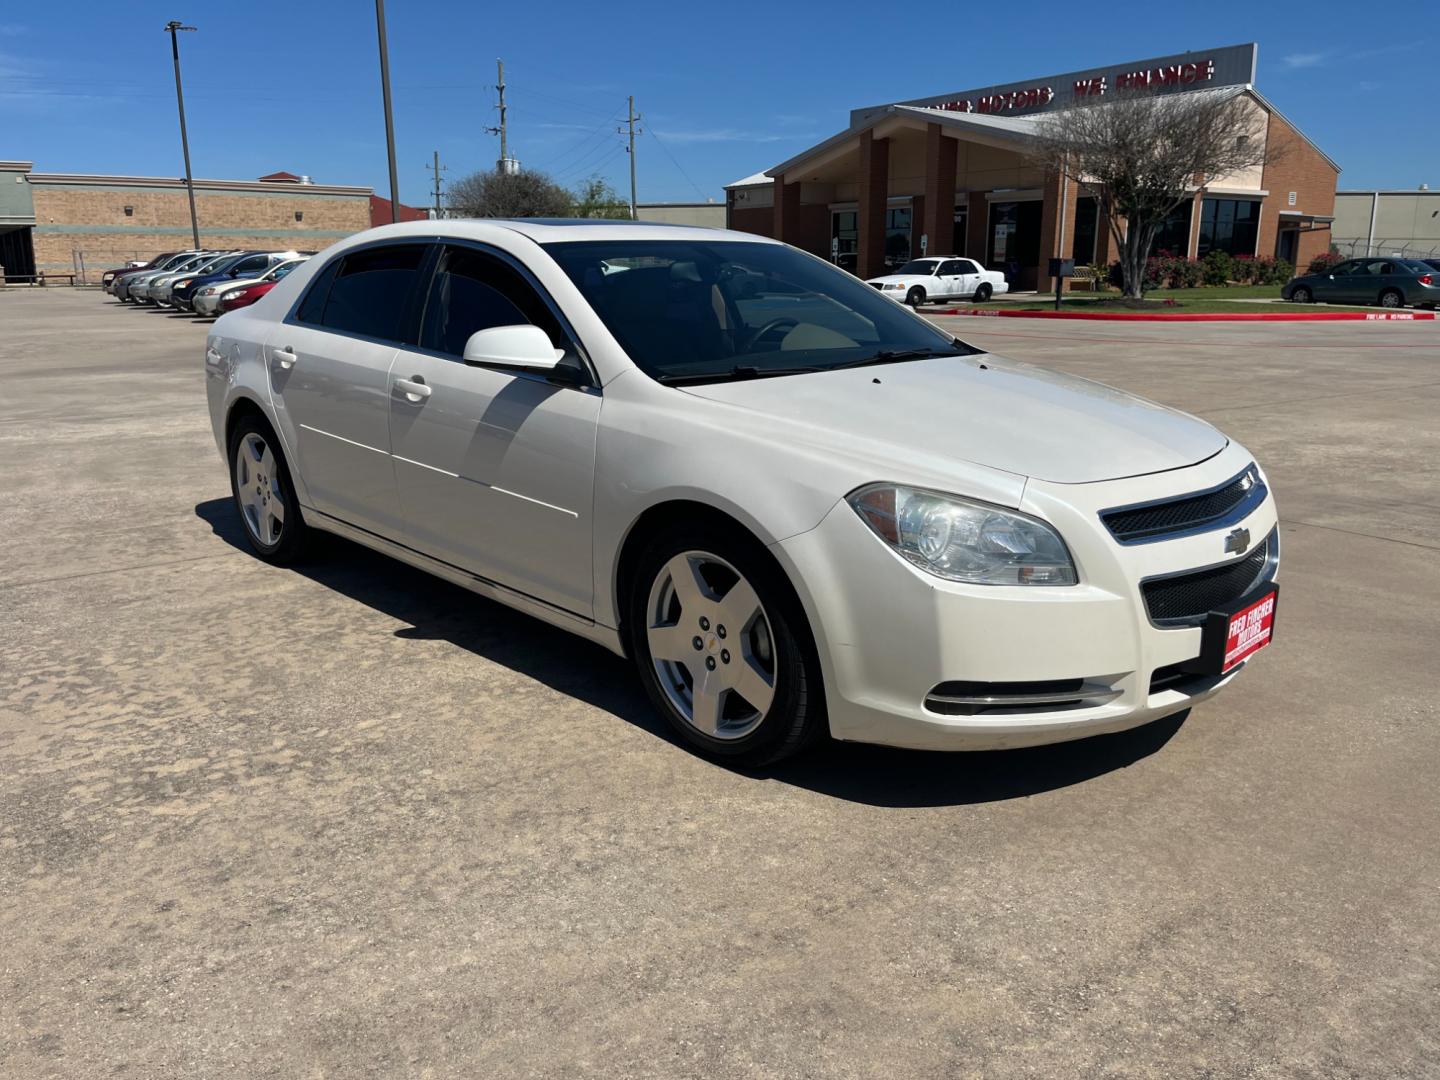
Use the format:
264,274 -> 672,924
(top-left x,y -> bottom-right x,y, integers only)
741,317 -> 799,352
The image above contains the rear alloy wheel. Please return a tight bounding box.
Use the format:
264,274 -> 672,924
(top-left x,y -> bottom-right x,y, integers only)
630,527 -> 824,766
1291,285 -> 1312,303
1379,288 -> 1403,309
228,415 -> 308,564
974,282 -> 993,302
905,286 -> 926,307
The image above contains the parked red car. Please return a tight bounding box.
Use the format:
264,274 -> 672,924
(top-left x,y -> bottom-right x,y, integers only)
216,259 -> 304,312
217,281 -> 275,312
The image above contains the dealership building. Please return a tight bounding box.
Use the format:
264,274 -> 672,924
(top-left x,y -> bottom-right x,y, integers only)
725,44 -> 1339,291
0,162 -> 425,282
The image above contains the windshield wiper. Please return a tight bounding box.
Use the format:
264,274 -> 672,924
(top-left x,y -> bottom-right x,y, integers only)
828,347 -> 964,370
655,364 -> 825,386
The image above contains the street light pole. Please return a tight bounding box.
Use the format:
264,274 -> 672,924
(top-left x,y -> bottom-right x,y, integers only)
374,0 -> 401,223
164,21 -> 200,250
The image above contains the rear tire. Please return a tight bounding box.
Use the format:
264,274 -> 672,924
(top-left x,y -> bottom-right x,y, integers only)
1379,288 -> 1403,309
228,414 -> 308,565
626,522 -> 825,767
905,286 -> 926,307
973,282 -> 993,302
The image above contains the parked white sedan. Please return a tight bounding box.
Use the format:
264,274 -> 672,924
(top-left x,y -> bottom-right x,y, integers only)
867,256 -> 1008,306
205,221 -> 1278,765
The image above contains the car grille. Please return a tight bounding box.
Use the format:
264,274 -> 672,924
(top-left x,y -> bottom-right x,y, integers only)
869,282 -> 884,290
1142,527 -> 1277,627
1102,466 -> 1264,544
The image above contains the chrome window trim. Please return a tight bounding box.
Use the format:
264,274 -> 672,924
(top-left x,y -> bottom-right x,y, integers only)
1100,463 -> 1266,545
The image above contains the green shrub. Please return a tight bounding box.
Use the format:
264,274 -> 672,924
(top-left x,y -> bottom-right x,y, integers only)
1202,250 -> 1233,286
1271,258 -> 1294,283
1307,250 -> 1343,274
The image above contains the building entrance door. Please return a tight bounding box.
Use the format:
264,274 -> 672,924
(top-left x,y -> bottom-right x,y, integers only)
1276,227 -> 1299,266
988,201 -> 1041,290
0,226 -> 36,282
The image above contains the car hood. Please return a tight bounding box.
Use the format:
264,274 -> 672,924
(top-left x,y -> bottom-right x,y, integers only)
679,353 -> 1227,484
865,274 -> 931,287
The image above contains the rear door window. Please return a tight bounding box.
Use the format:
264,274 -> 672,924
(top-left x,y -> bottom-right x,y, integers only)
304,244 -> 428,343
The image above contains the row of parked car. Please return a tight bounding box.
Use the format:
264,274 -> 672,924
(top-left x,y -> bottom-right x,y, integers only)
101,249 -> 312,316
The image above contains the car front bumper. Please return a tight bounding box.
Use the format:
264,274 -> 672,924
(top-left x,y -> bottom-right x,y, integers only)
774,441 -> 1278,751
192,293 -> 224,315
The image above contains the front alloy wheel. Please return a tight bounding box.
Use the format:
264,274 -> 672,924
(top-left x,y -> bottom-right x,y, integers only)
646,551 -> 776,740
629,526 -> 824,765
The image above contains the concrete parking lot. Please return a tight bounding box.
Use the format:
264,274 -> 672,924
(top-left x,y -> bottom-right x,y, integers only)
3,289 -> 1439,1079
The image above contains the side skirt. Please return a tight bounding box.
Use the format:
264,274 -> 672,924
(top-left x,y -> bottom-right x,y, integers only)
300,504 -> 627,657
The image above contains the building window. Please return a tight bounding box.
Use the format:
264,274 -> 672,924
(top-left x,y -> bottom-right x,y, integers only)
123,205 -> 134,217
1153,203 -> 1192,257
884,207 -> 911,269
1072,196 -> 1098,263
295,210 -> 304,222
831,211 -> 857,258
1197,198 -> 1260,257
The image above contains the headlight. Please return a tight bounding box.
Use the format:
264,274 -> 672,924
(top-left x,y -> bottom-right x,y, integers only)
199,287 -> 216,295
175,279 -> 192,289
221,289 -> 245,301
883,283 -> 903,290
848,484 -> 1077,585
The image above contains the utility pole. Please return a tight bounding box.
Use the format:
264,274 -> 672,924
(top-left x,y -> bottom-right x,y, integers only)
485,59 -> 512,173
426,150 -> 447,216
374,0 -> 401,223
163,21 -> 201,250
621,96 -> 643,219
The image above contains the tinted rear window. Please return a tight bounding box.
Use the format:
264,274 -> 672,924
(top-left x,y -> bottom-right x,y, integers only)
304,245 -> 427,342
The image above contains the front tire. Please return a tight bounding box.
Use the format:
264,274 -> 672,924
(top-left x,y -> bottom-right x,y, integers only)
627,523 -> 825,766
1290,285 -> 1312,303
973,282 -> 993,302
228,414 -> 308,565
905,286 -> 926,307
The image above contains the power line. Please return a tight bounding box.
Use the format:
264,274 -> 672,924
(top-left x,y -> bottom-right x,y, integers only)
647,129 -> 710,202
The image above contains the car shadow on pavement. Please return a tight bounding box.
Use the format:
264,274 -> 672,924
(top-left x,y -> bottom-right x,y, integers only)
195,497 -> 1187,808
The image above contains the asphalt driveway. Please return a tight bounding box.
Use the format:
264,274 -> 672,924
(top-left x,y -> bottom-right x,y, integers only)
3,290 -> 1438,1078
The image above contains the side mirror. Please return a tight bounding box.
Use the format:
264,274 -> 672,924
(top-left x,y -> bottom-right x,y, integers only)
462,325 -> 562,371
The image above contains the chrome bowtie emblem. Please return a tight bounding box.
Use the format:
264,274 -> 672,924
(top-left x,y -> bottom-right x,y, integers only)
1224,527 -> 1250,555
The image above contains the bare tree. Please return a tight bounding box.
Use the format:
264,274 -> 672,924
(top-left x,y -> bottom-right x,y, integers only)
447,168 -> 575,218
1031,90 -> 1274,298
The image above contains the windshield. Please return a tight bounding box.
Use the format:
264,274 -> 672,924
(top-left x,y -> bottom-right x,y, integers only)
893,260 -> 940,276
265,260 -> 303,282
544,240 -> 963,383
203,253 -> 247,276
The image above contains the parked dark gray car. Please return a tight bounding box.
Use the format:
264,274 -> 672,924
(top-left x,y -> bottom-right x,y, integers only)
1283,257 -> 1440,308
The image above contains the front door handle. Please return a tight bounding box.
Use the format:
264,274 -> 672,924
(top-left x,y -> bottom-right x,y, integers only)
394,376 -> 432,402
274,346 -> 298,370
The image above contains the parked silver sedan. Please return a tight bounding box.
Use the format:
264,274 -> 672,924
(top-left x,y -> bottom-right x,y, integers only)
150,252 -> 237,308
130,252 -> 220,304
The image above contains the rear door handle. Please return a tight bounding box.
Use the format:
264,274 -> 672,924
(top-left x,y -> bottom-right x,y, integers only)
394,376 -> 432,401
274,346 -> 298,370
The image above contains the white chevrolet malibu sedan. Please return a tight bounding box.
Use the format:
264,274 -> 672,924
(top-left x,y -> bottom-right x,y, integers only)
205,220 -> 1279,766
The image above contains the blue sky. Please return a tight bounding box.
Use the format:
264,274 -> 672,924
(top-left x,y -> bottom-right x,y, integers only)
1,1 -> 1430,205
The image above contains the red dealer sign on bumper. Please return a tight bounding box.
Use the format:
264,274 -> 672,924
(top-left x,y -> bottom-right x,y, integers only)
1222,591 -> 1276,672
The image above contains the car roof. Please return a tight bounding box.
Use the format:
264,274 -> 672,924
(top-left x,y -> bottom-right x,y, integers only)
337,218 -> 783,246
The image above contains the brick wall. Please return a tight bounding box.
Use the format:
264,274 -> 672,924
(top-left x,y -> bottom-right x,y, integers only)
1259,113 -> 1339,273
28,183 -> 371,275
727,205 -> 773,239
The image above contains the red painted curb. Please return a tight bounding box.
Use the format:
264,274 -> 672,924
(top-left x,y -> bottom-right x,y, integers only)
932,307 -> 1437,322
